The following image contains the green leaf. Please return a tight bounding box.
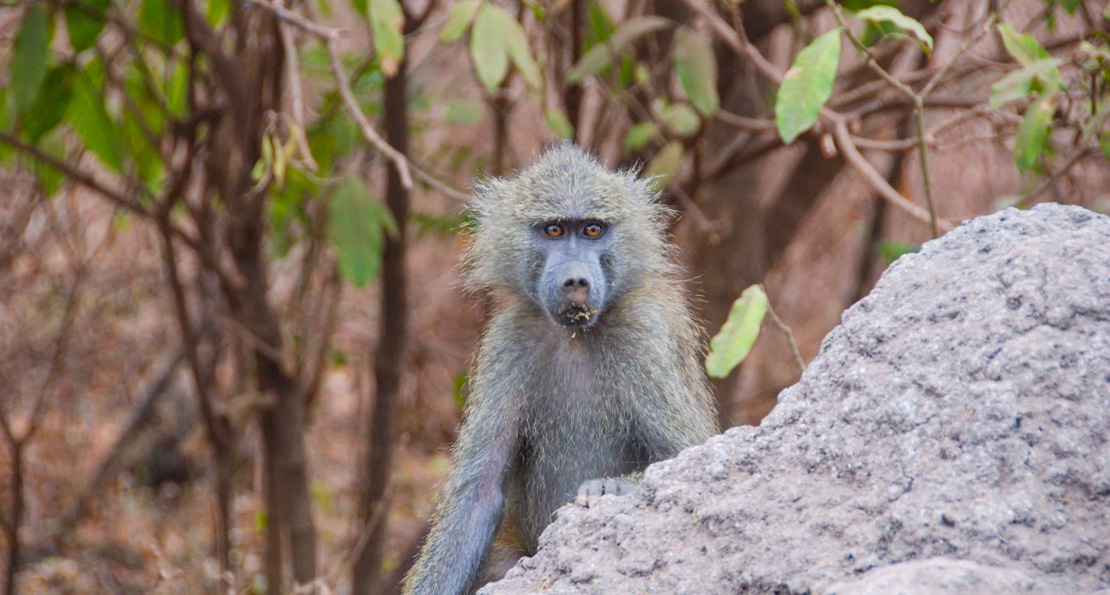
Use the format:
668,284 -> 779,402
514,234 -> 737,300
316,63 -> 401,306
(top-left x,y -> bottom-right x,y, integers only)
673,27 -> 719,118
859,20 -> 900,47
1055,0 -> 1082,15
775,28 -> 841,144
1082,87 -> 1110,140
997,23 -> 1050,66
653,99 -> 701,137
492,6 -> 543,90
470,4 -> 509,91
139,0 -> 184,46
121,109 -> 164,192
11,4 -> 53,116
841,0 -> 897,10
65,0 -> 111,53
410,210 -> 466,238
167,60 -> 189,117
122,62 -> 166,136
705,284 -> 770,379
328,176 -> 397,288
310,481 -> 336,515
585,1 -> 616,50
1013,93 -> 1055,172
68,64 -> 123,169
1099,132 -> 1110,160
989,59 -> 1062,108
567,16 -> 671,84
206,0 -> 231,25
30,129 -> 67,196
24,66 -> 76,143
545,108 -> 574,140
623,121 -> 658,150
853,6 -> 932,51
441,0 -> 480,43
369,0 -> 405,77
446,100 -> 484,124
876,240 -> 919,263
453,370 -> 469,409
0,89 -> 11,140
645,140 -> 683,188
253,510 -> 268,534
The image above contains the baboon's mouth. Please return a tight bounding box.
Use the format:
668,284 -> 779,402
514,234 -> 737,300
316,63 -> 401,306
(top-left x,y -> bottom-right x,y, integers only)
557,304 -> 598,327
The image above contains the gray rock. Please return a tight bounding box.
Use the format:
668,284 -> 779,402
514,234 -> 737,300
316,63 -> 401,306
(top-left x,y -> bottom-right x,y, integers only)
481,204 -> 1110,595
825,558 -> 1042,594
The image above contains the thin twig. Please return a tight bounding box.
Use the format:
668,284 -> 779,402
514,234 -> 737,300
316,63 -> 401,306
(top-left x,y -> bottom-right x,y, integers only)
58,345 -> 189,532
681,0 -> 949,232
714,111 -> 777,131
826,112 -> 954,231
824,0 -> 919,101
827,1 -> 940,236
919,0 -> 1017,99
1018,147 -> 1100,206
669,184 -> 723,235
915,109 -> 939,237
290,485 -> 395,593
22,265 -> 85,444
849,134 -> 926,152
0,131 -> 246,290
764,298 -> 806,373
158,217 -> 228,449
246,0 -> 474,202
276,5 -> 319,172
245,0 -> 415,190
412,166 -> 471,202
681,0 -> 783,84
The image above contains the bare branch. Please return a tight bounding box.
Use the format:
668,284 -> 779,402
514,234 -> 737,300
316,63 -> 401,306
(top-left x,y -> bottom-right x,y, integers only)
244,0 -> 473,203
244,0 -> 415,190
158,220 -> 228,449
669,184 -> 724,235
850,135 -> 927,152
920,0 -> 1018,99
21,265 -> 85,444
681,0 -> 783,84
1019,147 -> 1101,207
277,11 -> 319,172
826,113 -> 954,232
714,111 -> 777,132
0,131 -> 246,290
0,132 -> 146,215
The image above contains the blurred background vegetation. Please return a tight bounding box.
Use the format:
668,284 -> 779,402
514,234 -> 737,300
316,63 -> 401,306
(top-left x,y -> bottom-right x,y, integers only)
0,0 -> 1106,592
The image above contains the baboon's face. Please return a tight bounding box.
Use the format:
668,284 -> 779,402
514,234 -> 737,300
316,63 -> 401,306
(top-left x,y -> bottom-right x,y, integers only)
531,218 -> 615,329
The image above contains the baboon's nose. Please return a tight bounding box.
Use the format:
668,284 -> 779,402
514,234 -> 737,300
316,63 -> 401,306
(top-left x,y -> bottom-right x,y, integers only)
561,276 -> 590,303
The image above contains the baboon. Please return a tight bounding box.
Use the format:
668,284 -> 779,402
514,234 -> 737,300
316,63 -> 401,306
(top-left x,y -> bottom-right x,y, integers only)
403,144 -> 717,595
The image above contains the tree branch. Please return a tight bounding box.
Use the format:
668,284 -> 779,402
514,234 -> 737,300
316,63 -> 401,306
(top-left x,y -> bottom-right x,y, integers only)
826,112 -> 953,231
0,132 -> 246,290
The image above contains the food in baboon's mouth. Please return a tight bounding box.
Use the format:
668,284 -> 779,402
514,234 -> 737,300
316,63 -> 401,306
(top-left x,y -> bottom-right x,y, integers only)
560,305 -> 596,323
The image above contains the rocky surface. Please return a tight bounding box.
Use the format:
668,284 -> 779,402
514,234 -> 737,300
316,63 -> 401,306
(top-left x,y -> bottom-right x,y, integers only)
481,203 -> 1110,594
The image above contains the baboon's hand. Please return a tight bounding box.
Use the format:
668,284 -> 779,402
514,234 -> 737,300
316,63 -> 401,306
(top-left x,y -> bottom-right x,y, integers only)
574,477 -> 638,508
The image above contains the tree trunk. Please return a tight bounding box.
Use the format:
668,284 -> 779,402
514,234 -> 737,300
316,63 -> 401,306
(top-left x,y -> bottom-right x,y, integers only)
351,48 -> 411,595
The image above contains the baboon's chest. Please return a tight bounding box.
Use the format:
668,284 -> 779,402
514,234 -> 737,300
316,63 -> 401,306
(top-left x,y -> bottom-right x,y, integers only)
524,338 -> 630,451
513,339 -> 645,549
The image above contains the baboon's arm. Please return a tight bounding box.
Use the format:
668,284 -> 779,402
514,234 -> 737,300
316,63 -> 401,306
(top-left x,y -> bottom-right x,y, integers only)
628,338 -> 717,460
404,364 -> 523,595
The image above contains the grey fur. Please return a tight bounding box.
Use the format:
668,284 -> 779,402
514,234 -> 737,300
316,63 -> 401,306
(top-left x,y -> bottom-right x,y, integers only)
402,144 -> 717,595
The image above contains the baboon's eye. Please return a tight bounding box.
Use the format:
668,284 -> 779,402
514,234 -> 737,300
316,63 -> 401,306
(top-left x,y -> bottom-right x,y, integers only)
583,223 -> 605,238
544,223 -> 565,238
